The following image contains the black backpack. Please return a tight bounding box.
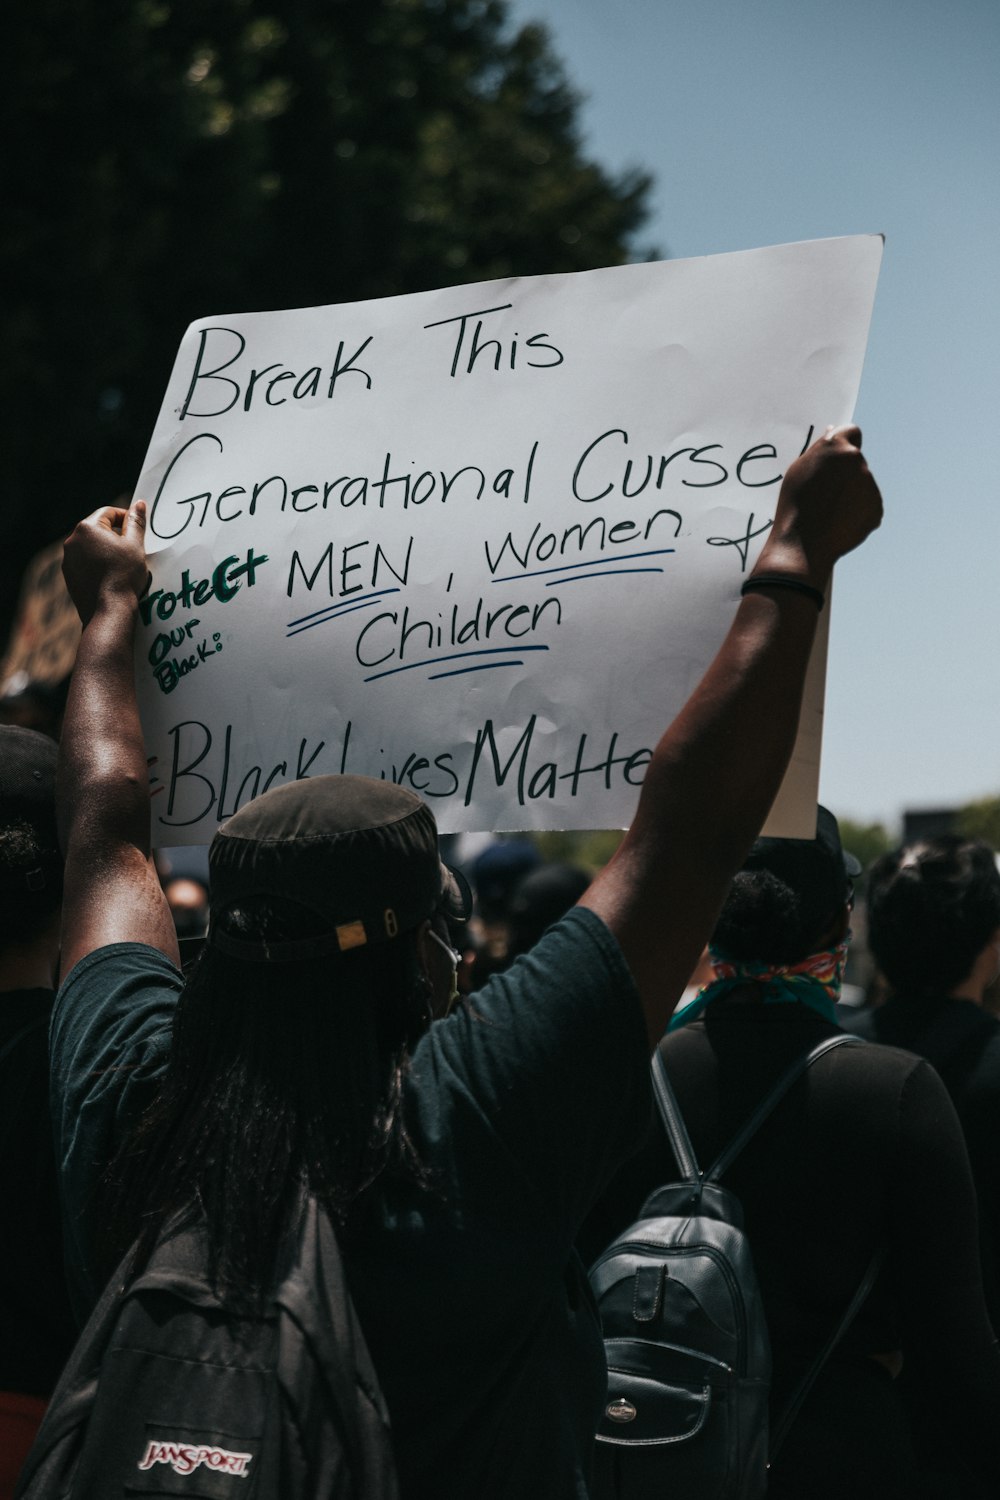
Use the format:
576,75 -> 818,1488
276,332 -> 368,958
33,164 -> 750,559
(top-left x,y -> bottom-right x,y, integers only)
15,1192 -> 399,1500
588,1034 -> 881,1499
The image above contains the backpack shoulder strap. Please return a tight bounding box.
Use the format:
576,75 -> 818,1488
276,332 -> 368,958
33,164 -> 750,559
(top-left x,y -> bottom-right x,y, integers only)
769,1244 -> 886,1462
706,1033 -> 863,1183
650,1045 -> 701,1184
276,1197 -> 368,1477
275,1194 -> 399,1500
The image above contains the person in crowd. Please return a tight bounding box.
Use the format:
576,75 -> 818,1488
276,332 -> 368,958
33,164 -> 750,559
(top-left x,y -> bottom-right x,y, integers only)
581,809 -> 1000,1499
0,728 -> 76,1499
467,837 -> 541,987
154,845 -> 211,965
857,837 -> 1000,1319
505,861 -> 592,964
161,874 -> 209,942
850,837 -> 1000,1493
49,426 -> 883,1499
471,837 -> 541,923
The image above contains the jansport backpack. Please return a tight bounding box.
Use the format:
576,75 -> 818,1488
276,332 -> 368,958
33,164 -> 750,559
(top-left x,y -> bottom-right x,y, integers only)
15,1191 -> 399,1500
589,1034 -> 881,1499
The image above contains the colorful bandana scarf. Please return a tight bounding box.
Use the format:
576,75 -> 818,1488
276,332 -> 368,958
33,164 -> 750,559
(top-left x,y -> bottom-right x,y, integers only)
667,940 -> 848,1032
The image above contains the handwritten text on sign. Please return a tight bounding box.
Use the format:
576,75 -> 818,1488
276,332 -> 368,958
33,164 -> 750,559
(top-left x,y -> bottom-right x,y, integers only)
134,236 -> 882,844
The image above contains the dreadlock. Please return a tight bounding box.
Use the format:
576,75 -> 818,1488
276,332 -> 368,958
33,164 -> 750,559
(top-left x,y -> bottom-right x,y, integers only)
104,895 -> 434,1308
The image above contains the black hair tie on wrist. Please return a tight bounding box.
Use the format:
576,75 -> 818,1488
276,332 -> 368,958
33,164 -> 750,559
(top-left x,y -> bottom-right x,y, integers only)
740,574 -> 825,610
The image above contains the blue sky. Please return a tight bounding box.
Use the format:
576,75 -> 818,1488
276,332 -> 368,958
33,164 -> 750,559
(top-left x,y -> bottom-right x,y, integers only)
507,0 -> 1000,830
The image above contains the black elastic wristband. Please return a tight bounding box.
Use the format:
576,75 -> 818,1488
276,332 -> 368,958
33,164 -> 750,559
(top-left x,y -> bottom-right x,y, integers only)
741,573 -> 825,610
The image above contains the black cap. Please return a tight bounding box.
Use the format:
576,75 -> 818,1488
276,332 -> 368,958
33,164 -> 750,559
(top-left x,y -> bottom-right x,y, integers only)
742,805 -> 861,936
508,862 -> 591,951
0,726 -> 61,898
472,838 -> 541,921
208,775 -> 470,962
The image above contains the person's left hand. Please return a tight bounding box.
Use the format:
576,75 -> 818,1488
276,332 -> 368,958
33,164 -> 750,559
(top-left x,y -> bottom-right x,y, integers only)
63,499 -> 148,626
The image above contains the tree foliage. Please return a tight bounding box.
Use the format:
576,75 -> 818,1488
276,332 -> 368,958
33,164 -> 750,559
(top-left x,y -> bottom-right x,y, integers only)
533,816 -> 906,882
835,816 -> 895,873
957,797 -> 1000,851
532,828 -> 625,873
1,0 -> 653,643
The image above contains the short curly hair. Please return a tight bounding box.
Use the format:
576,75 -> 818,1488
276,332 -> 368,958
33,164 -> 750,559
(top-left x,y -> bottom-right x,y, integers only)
711,867 -> 841,965
867,837 -> 1000,996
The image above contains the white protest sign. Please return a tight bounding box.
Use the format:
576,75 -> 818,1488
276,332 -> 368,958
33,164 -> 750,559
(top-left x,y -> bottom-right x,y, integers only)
134,235 -> 882,845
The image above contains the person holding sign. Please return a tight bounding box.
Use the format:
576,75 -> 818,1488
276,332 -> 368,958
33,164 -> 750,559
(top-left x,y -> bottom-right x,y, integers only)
49,427 -> 879,1498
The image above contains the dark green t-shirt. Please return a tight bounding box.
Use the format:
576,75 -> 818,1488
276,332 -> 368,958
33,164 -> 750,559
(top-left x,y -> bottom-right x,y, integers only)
51,907 -> 648,1499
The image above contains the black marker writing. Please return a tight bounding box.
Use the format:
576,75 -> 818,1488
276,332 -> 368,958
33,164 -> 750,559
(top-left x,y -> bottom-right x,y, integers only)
148,435 -> 538,540
706,512 -> 773,571
179,325 -> 374,420
286,537 -> 413,600
159,721 -> 329,826
354,594 -> 562,672
424,303 -> 564,378
571,426 -> 809,504
484,511 -> 681,576
463,717 -> 651,807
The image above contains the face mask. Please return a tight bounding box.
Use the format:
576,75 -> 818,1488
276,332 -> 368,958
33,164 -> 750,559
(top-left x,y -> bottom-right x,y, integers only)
428,928 -> 461,1014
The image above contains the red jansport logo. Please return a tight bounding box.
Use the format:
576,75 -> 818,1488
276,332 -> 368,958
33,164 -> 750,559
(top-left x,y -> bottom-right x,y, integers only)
138,1440 -> 253,1478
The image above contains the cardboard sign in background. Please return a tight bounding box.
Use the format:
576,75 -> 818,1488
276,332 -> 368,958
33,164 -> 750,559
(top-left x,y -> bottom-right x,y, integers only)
134,235 -> 882,845
0,539 -> 82,695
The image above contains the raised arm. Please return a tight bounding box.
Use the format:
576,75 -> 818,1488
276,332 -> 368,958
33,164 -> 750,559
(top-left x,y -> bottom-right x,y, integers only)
58,500 -> 179,979
581,425 -> 882,1045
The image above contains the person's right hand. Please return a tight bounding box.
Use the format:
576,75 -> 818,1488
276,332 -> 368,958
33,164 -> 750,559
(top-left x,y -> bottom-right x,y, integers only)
754,425 -> 882,589
63,500 -> 148,626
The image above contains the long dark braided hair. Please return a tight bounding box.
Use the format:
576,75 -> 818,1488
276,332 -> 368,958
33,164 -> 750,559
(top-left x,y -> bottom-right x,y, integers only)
104,895 -> 434,1307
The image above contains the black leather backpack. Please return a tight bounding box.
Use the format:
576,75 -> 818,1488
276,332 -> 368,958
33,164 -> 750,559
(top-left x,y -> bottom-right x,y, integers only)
15,1192 -> 399,1500
588,1034 -> 880,1499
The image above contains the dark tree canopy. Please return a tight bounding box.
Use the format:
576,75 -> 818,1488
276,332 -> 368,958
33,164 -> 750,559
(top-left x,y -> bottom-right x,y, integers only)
958,798 -> 1000,851
1,0 -> 653,643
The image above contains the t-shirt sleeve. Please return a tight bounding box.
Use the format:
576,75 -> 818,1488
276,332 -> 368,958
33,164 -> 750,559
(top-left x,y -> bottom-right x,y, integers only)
410,907 -> 650,1246
50,944 -> 182,1320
